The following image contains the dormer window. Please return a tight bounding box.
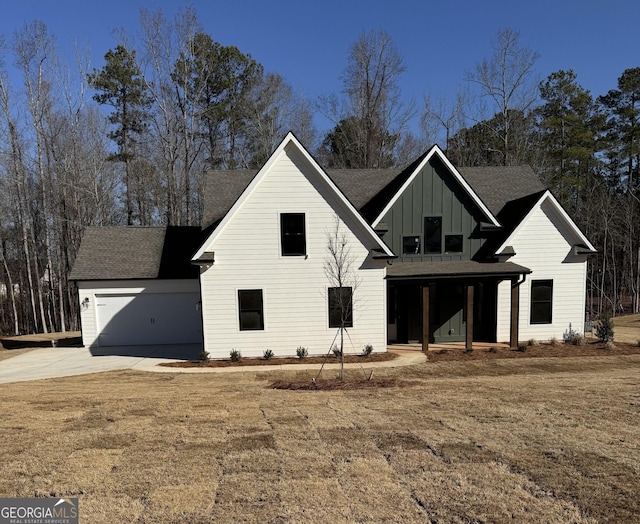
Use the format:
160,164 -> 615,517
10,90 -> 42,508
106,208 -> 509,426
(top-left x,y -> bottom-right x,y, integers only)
280,213 -> 306,256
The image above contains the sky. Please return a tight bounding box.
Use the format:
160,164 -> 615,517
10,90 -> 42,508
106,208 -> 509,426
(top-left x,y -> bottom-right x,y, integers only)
1,0 -> 639,139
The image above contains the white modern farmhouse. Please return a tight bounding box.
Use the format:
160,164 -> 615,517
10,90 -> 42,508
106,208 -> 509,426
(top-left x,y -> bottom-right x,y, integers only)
70,133 -> 595,357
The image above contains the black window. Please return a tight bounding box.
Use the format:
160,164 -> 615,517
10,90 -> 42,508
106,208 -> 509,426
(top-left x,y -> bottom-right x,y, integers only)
280,213 -> 306,256
424,217 -> 442,254
328,287 -> 353,328
530,280 -> 553,324
402,236 -> 421,255
445,234 -> 463,253
238,289 -> 264,331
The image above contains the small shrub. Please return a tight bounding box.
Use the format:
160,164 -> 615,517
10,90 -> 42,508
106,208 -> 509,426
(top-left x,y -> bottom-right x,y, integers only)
563,323 -> 584,345
594,313 -> 614,343
332,345 -> 342,357
362,344 -> 374,356
517,345 -> 527,352
463,347 -> 473,354
263,349 -> 274,360
230,349 -> 241,362
528,338 -> 539,347
199,349 -> 210,362
549,337 -> 559,346
604,340 -> 616,351
571,333 -> 585,346
487,346 -> 498,353
296,346 -> 308,359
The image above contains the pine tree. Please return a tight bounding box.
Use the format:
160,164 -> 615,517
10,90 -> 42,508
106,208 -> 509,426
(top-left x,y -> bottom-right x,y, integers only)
88,45 -> 152,224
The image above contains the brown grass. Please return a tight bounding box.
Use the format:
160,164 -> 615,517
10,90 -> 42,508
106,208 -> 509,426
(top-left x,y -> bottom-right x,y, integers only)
612,313 -> 640,343
1,354 -> 639,523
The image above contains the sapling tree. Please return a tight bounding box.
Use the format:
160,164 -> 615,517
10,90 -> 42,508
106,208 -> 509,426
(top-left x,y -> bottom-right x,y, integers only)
324,215 -> 360,380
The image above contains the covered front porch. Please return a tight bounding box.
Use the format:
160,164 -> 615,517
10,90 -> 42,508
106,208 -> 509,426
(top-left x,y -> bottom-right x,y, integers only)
386,260 -> 531,351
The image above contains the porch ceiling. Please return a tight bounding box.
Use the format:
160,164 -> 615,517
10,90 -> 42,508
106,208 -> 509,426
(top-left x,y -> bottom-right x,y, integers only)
386,260 -> 531,280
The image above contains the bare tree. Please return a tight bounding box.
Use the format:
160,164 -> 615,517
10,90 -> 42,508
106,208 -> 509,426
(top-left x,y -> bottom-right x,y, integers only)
323,216 -> 360,380
319,29 -> 414,168
466,28 -> 539,165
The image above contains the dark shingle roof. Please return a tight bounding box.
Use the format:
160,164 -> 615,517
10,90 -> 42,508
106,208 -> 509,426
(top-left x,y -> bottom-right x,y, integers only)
326,169 -> 400,210
202,170 -> 257,229
69,226 -> 202,281
458,166 -> 545,216
200,158 -> 545,231
386,260 -> 531,279
201,168 -> 402,230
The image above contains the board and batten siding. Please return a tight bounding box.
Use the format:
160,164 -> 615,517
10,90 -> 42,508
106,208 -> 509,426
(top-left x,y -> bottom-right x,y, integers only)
76,279 -> 201,347
380,158 -> 487,262
199,143 -> 387,359
496,199 -> 588,342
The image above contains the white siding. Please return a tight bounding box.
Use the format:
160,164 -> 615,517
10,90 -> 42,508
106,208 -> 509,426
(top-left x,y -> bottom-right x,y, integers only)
76,279 -> 200,347
496,199 -> 588,342
199,143 -> 387,358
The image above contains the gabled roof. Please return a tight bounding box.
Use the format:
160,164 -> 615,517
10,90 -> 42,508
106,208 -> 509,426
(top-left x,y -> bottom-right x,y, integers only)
69,226 -> 203,281
371,145 -> 502,228
200,149 -> 551,235
201,168 -> 401,230
193,132 -> 395,260
495,190 -> 596,255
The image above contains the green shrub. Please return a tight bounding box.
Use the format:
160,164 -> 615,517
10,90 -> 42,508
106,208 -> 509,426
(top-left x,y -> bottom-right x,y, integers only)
563,324 -> 584,345
199,349 -> 210,362
230,349 -> 241,362
263,349 -> 274,360
517,345 -> 527,352
362,344 -> 373,356
595,313 -> 614,343
296,346 -> 308,359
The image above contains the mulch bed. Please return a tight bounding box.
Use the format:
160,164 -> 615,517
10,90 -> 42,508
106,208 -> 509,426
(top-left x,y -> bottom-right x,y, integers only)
427,340 -> 640,361
271,378 -> 417,390
159,351 -> 398,368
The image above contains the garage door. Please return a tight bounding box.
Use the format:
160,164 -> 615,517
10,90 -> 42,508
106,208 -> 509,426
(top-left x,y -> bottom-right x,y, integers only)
95,293 -> 202,346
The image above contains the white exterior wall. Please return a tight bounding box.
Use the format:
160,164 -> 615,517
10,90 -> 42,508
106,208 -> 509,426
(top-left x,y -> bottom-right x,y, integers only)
496,199 -> 588,342
76,279 -> 200,347
199,144 -> 387,359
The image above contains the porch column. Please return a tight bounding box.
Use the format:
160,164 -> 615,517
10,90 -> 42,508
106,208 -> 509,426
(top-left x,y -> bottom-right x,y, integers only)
510,278 -> 520,348
465,285 -> 474,350
422,286 -> 429,353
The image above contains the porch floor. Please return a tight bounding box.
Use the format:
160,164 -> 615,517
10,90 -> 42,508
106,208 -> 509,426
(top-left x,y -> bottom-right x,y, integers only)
388,342 -> 511,352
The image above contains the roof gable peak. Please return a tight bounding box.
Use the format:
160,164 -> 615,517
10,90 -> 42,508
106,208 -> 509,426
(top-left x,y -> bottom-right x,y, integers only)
193,132 -> 394,260
372,145 -> 501,228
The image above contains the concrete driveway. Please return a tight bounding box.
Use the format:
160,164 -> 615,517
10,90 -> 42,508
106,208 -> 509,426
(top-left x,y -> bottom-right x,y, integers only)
0,344 -> 202,384
0,345 -> 426,384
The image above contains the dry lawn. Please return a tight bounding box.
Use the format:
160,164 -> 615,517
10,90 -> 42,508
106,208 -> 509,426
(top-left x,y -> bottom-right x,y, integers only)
1,355 -> 639,523
613,313 -> 640,344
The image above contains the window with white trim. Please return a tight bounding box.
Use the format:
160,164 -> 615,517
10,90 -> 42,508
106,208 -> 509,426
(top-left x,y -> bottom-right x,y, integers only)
280,213 -> 306,256
238,289 -> 264,330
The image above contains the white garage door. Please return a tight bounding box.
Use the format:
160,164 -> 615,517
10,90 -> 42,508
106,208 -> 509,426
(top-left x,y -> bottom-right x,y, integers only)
95,292 -> 201,346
